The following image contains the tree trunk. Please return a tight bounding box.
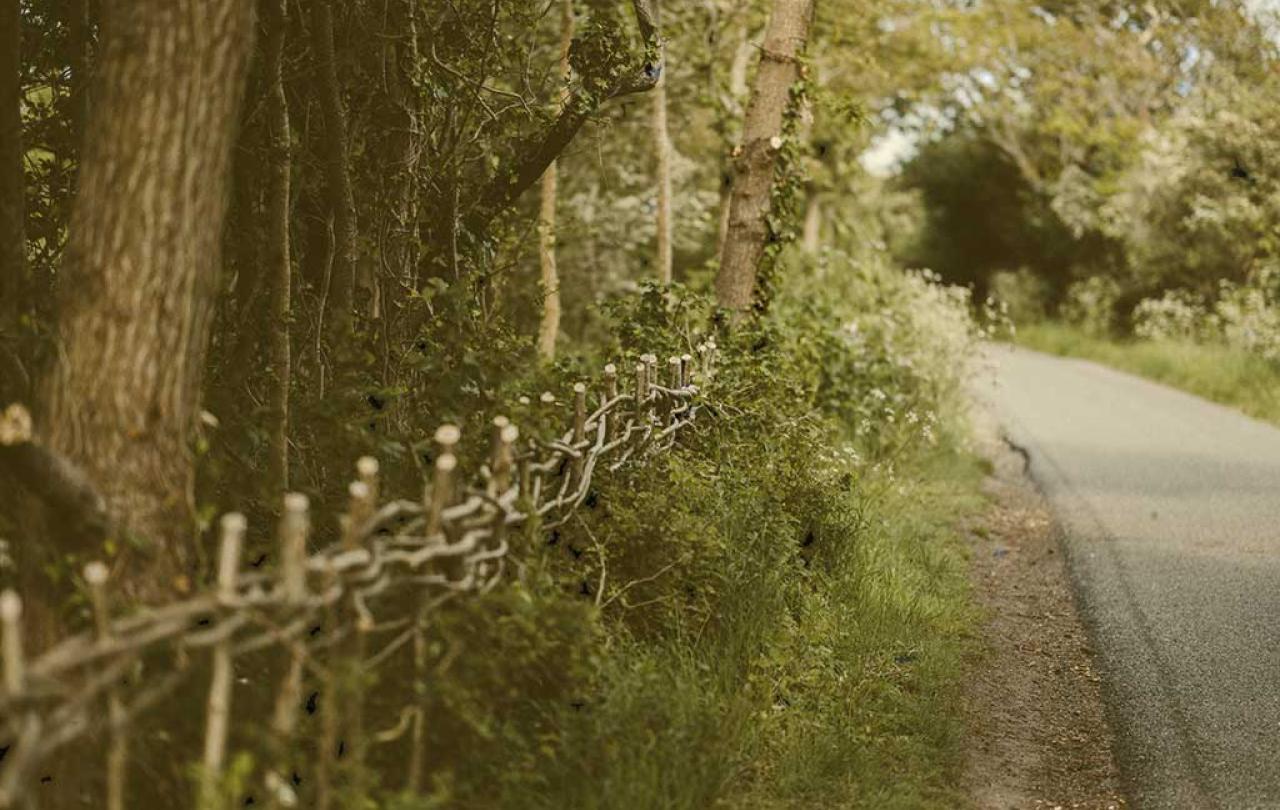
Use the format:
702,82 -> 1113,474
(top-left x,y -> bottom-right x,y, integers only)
262,0 -> 291,496
383,0 -> 420,291
311,0 -> 357,342
802,190 -> 822,253
714,0 -> 813,312
0,0 -> 23,347
66,0 -> 94,146
652,1 -> 673,284
537,0 -> 573,361
37,0 -> 255,592
714,27 -> 753,261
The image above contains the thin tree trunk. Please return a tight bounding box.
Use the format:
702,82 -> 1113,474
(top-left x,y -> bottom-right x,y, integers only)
0,0 -> 23,345
384,0 -> 420,290
714,27 -> 753,260
802,191 -> 822,253
311,0 -> 357,342
652,1 -> 673,284
653,74 -> 673,284
37,0 -> 255,592
537,0 -> 573,361
262,0 -> 292,495
66,0 -> 93,146
714,0 -> 814,312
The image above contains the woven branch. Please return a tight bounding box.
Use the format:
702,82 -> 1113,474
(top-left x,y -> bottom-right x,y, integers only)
0,347 -> 716,807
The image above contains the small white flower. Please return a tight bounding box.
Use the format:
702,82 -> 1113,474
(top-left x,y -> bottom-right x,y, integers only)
769,135 -> 784,150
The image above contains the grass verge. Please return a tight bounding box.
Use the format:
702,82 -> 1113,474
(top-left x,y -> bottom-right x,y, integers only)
1017,322 -> 1280,426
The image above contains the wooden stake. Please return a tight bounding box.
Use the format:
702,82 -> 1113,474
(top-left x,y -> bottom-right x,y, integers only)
0,589 -> 36,810
279,493 -> 309,604
634,362 -> 647,419
268,495 -> 309,809
200,513 -> 245,809
1,590 -> 24,700
571,384 -> 587,484
85,563 -> 127,810
603,364 -> 618,441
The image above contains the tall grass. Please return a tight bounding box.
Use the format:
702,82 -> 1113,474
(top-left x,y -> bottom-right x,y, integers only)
1018,322 -> 1280,426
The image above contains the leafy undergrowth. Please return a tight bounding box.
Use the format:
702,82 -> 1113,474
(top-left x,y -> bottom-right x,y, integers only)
382,250 -> 991,809
1017,322 -> 1280,427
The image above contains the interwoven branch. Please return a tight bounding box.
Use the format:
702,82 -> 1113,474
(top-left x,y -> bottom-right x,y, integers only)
0,347 -> 716,807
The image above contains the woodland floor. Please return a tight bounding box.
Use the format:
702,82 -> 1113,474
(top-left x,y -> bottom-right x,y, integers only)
960,427 -> 1127,809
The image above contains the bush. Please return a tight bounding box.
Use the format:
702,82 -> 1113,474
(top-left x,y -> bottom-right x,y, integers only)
383,250 -> 987,809
1061,276 -> 1122,337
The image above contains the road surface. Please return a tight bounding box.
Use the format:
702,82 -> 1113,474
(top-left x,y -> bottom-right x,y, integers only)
988,346 -> 1280,809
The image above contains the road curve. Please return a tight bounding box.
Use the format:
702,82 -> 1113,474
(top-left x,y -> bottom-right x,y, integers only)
987,346 -> 1280,809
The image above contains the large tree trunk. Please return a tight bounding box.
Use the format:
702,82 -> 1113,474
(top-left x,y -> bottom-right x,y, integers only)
0,0 -> 23,351
652,0 -> 673,285
311,0 -> 357,343
262,0 -> 292,496
537,0 -> 573,361
37,0 -> 255,593
714,0 -> 813,312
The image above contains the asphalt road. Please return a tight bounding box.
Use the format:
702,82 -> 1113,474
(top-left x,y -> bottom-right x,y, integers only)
988,346 -> 1280,809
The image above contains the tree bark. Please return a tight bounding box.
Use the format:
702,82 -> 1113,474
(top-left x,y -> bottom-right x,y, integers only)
311,0 -> 357,342
537,0 -> 573,361
714,0 -> 814,312
262,0 -> 292,496
0,0 -> 23,347
37,0 -> 255,592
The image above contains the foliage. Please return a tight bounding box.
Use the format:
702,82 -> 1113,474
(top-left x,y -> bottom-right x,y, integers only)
385,259 -> 987,808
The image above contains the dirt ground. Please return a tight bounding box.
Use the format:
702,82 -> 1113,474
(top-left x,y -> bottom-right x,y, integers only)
960,432 -> 1127,810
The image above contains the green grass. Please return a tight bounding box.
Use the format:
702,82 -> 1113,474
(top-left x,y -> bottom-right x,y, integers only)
511,451 -> 986,810
1017,322 -> 1280,427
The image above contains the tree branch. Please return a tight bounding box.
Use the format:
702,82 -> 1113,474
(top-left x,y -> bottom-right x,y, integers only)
468,0 -> 663,231
0,404 -> 112,546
